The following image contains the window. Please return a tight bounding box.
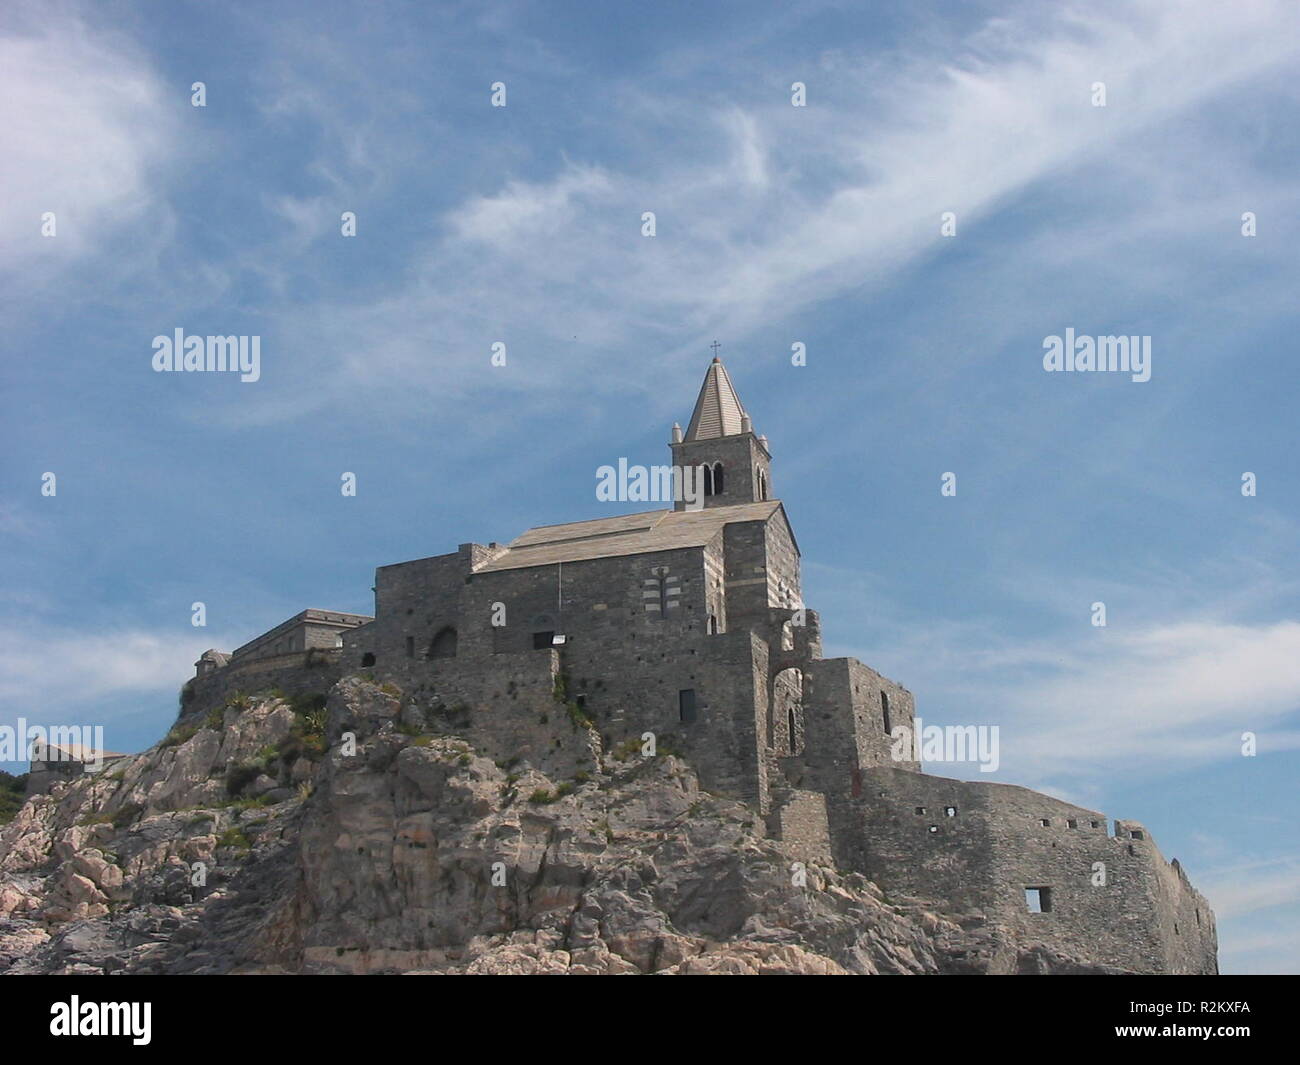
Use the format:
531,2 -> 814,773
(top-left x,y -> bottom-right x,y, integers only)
1090,820 -> 1100,829
678,689 -> 697,724
944,806 -> 957,817
405,636 -> 415,658
1067,819 -> 1078,828
1039,818 -> 1051,827
702,464 -> 714,496
881,691 -> 892,734
1130,830 -> 1145,840
758,469 -> 768,500
429,627 -> 458,658
361,652 -> 376,667
928,825 -> 938,833
915,807 -> 926,815
712,463 -> 724,494
532,631 -> 555,650
706,614 -> 718,635
787,706 -> 797,754
1024,887 -> 1052,913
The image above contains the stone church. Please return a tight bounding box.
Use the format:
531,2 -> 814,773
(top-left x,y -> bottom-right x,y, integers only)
182,357 -> 1218,974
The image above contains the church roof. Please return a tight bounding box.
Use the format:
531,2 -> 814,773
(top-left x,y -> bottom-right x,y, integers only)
477,500 -> 786,571
684,357 -> 749,440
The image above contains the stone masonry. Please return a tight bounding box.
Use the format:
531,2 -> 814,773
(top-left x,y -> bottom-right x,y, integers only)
182,356 -> 1218,975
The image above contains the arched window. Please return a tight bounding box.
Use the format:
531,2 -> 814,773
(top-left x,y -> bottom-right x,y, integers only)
713,463 -> 724,494
788,705 -> 798,754
428,626 -> 458,658
702,464 -> 714,496
880,690 -> 891,733
706,614 -> 718,635
758,470 -> 768,500
361,652 -> 376,667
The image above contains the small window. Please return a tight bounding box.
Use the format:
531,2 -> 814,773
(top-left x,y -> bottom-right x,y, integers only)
575,694 -> 587,709
1067,819 -> 1078,828
1039,818 -> 1051,827
1090,820 -> 1100,828
405,636 -> 415,658
1025,887 -> 1051,913
361,652 -> 376,667
706,614 -> 718,635
678,689 -> 697,724
944,806 -> 957,817
915,806 -> 926,815
532,631 -> 555,649
927,825 -> 938,834
713,463 -> 724,494
881,691 -> 892,734
1131,830 -> 1145,840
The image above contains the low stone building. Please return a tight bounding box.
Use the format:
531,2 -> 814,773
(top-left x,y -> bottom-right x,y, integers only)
25,741 -> 130,797
181,356 -> 1217,974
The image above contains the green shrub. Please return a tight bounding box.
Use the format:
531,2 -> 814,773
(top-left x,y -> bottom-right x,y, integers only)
528,788 -> 556,804
0,770 -> 29,825
565,701 -> 593,730
160,723 -> 200,749
110,803 -> 142,830
225,761 -> 264,797
217,828 -> 251,851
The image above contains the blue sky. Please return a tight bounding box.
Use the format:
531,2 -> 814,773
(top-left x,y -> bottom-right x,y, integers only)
1,0 -> 1297,973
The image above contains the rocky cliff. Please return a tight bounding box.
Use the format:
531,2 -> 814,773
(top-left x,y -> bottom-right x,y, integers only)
0,678 -> 1126,974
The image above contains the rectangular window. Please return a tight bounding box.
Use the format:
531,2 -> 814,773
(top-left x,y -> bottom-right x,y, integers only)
532,631 -> 555,649
881,691 -> 892,734
405,636 -> 415,658
1024,887 -> 1052,913
678,689 -> 697,724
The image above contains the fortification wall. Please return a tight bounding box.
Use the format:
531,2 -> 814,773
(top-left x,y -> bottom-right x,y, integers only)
177,649 -> 345,724
833,766 -> 1216,974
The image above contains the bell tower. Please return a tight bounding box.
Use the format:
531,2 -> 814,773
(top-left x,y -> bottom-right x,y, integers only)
670,356 -> 772,510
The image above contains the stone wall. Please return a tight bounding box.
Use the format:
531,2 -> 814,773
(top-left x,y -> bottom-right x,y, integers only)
178,649 -> 345,724
835,766 -> 1217,974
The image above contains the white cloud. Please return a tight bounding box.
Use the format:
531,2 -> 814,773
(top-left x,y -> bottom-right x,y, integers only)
848,613 -> 1300,779
0,2 -> 178,282
214,0 -> 1300,428
0,624 -> 237,719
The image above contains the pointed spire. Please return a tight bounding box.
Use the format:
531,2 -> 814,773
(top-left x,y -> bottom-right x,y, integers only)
684,357 -> 750,441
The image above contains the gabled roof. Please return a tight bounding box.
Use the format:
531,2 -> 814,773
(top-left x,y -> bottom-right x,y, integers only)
684,357 -> 749,440
476,500 -> 788,571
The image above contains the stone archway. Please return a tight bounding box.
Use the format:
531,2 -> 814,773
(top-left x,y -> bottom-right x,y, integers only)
770,667 -> 803,755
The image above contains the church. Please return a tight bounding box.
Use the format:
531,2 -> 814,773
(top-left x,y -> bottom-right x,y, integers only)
183,356 -> 1218,974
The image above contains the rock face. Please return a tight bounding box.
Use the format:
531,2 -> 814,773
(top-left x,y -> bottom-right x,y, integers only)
0,680 -> 1127,975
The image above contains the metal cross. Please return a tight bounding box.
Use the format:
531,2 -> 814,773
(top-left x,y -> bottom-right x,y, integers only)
710,340 -> 721,357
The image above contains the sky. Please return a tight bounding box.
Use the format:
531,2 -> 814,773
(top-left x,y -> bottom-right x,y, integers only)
1,0 -> 1297,974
